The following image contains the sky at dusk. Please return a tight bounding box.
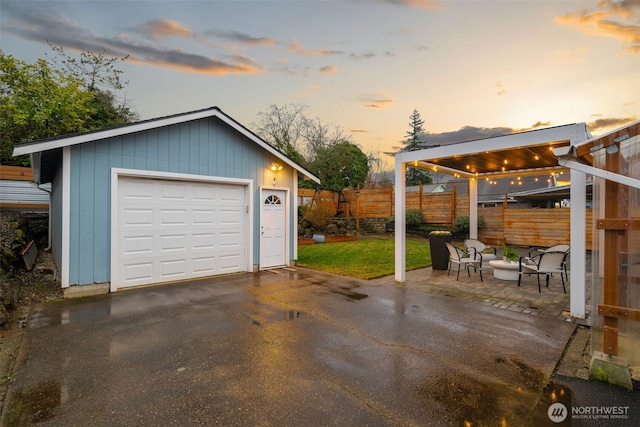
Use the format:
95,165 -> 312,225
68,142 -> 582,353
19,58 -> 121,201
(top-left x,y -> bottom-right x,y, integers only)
1,0 -> 639,162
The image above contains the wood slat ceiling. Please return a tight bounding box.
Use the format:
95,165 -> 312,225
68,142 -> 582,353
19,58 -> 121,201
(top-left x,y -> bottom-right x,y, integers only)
427,141 -> 570,176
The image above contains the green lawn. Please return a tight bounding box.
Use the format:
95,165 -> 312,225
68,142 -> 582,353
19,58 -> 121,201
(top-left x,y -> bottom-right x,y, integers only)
297,237 -> 432,280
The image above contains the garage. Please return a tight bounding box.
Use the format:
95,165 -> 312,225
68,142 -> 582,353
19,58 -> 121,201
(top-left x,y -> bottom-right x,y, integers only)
112,172 -> 249,291
13,106 -> 319,295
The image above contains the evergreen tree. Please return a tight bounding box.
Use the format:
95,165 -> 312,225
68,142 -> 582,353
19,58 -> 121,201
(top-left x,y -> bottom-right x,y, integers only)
401,109 -> 432,185
403,109 -> 427,151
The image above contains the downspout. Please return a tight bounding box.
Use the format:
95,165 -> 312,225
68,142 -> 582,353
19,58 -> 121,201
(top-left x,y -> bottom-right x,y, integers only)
36,184 -> 52,251
30,152 -> 52,251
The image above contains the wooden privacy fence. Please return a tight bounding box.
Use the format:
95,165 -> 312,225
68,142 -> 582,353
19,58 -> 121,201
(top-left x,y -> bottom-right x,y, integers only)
298,187 -> 592,248
298,186 -> 469,225
478,206 -> 592,248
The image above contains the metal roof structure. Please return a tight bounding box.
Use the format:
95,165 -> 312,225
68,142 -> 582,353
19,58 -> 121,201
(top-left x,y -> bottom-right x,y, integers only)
393,122 -> 593,319
394,123 -> 590,180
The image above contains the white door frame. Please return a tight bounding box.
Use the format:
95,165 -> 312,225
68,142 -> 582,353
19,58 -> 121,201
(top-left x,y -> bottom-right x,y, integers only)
259,186 -> 290,270
110,168 -> 253,292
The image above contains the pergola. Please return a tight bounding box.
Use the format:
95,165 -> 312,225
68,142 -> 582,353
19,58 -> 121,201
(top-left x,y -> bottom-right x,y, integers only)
394,123 -> 592,318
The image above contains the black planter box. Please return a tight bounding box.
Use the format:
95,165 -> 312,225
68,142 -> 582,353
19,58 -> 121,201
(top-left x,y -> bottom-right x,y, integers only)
429,234 -> 452,270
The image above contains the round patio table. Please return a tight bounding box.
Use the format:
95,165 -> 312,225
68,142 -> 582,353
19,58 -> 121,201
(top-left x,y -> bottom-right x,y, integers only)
489,260 -> 519,281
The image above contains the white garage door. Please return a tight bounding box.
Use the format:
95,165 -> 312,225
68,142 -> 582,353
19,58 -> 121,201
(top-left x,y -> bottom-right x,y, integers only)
115,176 -> 247,289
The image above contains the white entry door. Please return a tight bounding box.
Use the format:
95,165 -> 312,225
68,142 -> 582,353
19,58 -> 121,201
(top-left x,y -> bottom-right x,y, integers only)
260,189 -> 287,269
114,175 -> 248,290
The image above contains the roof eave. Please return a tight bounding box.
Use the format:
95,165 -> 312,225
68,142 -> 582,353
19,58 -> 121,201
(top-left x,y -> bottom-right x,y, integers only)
12,106 -> 320,185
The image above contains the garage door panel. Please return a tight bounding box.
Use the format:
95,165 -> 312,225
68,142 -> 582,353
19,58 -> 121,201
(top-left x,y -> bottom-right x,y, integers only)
192,209 -> 216,225
192,233 -> 216,249
192,256 -> 216,273
160,182 -> 187,201
121,208 -> 154,227
121,180 -> 154,201
116,176 -> 247,289
122,261 -> 154,282
220,212 -> 243,226
160,209 -> 187,225
159,234 -> 187,252
192,183 -> 216,202
219,187 -> 245,204
160,259 -> 188,277
122,235 -> 154,255
220,253 -> 242,271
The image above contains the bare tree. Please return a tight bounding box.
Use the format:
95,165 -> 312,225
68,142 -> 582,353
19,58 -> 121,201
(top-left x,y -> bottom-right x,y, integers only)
251,103 -> 309,164
251,103 -> 353,166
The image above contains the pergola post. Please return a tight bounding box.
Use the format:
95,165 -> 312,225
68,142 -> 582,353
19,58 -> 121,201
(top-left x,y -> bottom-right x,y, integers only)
570,168 -> 587,318
394,161 -> 406,282
469,178 -> 478,239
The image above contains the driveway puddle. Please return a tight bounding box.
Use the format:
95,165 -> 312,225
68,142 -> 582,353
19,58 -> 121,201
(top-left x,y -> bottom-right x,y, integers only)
328,285 -> 368,301
241,301 -> 303,326
3,380 -> 61,426
27,305 -> 111,328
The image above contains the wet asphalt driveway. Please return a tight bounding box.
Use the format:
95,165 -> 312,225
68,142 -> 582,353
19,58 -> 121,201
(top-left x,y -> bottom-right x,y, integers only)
3,268 -> 575,426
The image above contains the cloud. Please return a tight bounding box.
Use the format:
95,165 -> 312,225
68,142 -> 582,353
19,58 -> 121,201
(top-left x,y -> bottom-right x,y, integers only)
425,116 -> 638,146
530,121 -> 552,129
318,65 -> 338,74
136,19 -> 194,39
555,1 -> 640,54
349,129 -> 369,133
357,94 -> 395,108
425,126 -> 518,146
587,116 -> 638,134
206,30 -> 277,46
349,51 -> 376,59
122,43 -> 263,75
288,40 -> 343,56
2,4 -> 264,75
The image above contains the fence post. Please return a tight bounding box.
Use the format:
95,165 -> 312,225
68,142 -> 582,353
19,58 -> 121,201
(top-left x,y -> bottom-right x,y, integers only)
450,184 -> 457,228
389,186 -> 394,217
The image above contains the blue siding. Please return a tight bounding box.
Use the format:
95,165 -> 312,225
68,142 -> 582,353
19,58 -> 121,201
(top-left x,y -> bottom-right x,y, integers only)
67,116 -> 292,286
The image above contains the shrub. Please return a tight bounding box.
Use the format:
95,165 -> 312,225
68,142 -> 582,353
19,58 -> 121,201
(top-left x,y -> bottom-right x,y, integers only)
303,200 -> 337,232
454,215 -> 484,233
405,209 -> 424,227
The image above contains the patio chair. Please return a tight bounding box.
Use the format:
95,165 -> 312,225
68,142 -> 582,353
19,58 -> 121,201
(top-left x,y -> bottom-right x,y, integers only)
464,239 -> 497,262
446,242 -> 483,282
526,244 -> 570,283
517,249 -> 569,293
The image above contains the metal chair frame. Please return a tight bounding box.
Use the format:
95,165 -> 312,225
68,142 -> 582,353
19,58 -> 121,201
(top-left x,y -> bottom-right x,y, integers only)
517,249 -> 569,293
446,242 -> 483,282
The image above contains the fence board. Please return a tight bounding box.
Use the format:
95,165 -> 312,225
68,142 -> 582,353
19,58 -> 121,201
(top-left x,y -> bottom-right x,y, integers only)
0,166 -> 33,181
